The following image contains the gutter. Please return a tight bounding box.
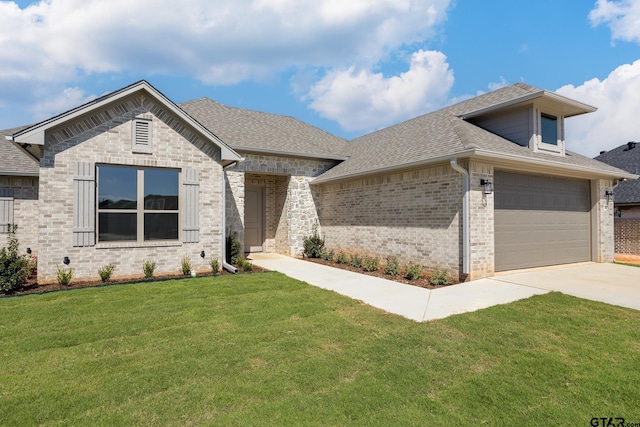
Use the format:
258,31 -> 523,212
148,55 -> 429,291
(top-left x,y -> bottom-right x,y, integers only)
450,158 -> 470,276
221,159 -> 243,273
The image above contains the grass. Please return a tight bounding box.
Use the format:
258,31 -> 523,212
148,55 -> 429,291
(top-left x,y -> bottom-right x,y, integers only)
1,272 -> 640,425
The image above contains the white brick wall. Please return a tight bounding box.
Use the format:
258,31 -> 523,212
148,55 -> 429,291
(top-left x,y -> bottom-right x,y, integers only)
37,94 -> 224,282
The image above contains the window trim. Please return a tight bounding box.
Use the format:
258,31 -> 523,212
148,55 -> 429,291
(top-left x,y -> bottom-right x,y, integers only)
96,165 -> 180,243
534,108 -> 564,156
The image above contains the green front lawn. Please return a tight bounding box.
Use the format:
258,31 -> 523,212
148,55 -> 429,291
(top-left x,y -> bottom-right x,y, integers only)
1,273 -> 639,425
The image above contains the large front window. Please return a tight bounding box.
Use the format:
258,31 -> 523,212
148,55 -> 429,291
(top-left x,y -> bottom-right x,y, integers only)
98,165 -> 179,242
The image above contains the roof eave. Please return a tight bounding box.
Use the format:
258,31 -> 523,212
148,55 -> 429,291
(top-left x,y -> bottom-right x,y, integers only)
461,90 -> 597,120
0,171 -> 39,177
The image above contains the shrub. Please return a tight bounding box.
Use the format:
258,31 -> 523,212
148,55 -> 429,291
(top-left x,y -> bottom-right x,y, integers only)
320,250 -> 334,262
98,263 -> 115,282
405,263 -> 422,280
429,269 -> 451,286
0,224 -> 29,293
336,252 -> 348,264
362,256 -> 380,272
303,224 -> 325,258
349,254 -> 362,268
226,230 -> 241,264
181,256 -> 192,276
384,256 -> 400,276
56,266 -> 73,286
235,256 -> 253,272
209,258 -> 220,275
143,260 -> 156,278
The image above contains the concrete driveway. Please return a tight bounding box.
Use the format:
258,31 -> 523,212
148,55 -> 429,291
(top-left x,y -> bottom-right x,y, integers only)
492,262 -> 640,311
249,254 -> 640,321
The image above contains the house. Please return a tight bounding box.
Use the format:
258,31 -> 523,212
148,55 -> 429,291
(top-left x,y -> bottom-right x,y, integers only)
595,142 -> 640,255
1,80 -> 635,283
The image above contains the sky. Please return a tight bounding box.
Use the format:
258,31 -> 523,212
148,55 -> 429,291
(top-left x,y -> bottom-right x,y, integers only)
1,0 -> 640,158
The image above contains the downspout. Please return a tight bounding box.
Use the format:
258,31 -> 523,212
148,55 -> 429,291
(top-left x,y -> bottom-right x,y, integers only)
450,158 -> 470,277
221,161 -> 241,273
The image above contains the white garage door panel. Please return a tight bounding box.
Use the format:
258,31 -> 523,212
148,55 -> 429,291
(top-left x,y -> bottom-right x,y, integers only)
495,171 -> 590,271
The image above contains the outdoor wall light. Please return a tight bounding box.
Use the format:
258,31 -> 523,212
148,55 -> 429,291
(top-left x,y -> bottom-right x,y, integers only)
63,256 -> 70,265
200,250 -> 206,258
26,248 -> 31,254
605,190 -> 614,202
480,179 -> 493,195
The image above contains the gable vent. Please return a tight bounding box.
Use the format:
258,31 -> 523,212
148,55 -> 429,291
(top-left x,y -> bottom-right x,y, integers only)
132,119 -> 152,154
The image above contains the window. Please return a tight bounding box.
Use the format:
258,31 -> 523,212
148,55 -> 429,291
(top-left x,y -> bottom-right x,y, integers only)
540,113 -> 558,145
97,165 -> 179,242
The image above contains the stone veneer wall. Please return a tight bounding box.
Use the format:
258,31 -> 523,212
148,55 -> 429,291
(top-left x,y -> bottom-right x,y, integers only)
0,176 -> 39,254
593,178 -> 615,262
224,154 -> 337,256
37,93 -> 224,282
319,163 -> 464,278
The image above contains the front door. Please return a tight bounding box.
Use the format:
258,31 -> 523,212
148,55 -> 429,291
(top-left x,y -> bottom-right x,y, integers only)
244,186 -> 264,252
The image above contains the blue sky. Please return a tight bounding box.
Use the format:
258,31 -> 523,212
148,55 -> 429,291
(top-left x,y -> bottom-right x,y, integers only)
1,0 -> 640,157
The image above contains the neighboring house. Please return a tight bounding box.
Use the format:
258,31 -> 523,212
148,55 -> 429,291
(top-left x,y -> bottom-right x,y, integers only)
1,81 -> 635,283
595,142 -> 640,255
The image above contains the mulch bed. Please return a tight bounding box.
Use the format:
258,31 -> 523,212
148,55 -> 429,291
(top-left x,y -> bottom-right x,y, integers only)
3,265 -> 269,297
302,257 -> 458,289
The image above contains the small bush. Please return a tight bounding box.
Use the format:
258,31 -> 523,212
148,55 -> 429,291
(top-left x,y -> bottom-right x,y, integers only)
235,256 -> 253,272
226,230 -> 241,264
362,256 -> 380,272
0,224 -> 29,293
384,256 -> 400,276
209,258 -> 220,275
56,266 -> 73,286
336,252 -> 348,264
429,269 -> 451,286
320,250 -> 334,262
349,254 -> 362,268
405,263 -> 422,280
303,224 -> 325,258
181,256 -> 192,276
98,263 -> 115,282
143,260 -> 156,278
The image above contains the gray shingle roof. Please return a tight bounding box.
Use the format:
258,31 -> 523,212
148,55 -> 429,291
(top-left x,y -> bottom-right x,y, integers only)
180,98 -> 349,159
314,83 -> 630,183
595,142 -> 640,204
0,127 -> 39,176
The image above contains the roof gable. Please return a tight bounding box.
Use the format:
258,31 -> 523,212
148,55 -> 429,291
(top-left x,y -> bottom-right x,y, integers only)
7,81 -> 241,163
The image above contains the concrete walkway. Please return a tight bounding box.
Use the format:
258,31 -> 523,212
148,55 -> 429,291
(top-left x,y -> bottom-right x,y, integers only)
249,254 -> 640,321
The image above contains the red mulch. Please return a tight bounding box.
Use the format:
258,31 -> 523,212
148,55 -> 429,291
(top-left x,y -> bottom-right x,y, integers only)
302,257 -> 458,289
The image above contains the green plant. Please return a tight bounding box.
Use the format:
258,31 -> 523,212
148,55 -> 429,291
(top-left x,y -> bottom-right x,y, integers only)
336,251 -> 348,264
302,224 -> 325,258
362,256 -> 380,272
56,266 -> 74,286
226,230 -> 241,264
209,258 -> 220,275
384,256 -> 400,276
0,224 -> 29,293
349,254 -> 362,268
181,256 -> 192,276
98,263 -> 115,282
429,269 -> 451,286
143,260 -> 156,278
404,263 -> 422,280
235,256 -> 253,272
320,250 -> 334,262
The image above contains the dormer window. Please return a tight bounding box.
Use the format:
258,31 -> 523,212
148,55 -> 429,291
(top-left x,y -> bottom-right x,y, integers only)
540,114 -> 558,145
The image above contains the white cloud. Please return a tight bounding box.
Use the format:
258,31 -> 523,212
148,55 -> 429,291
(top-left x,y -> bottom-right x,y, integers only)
589,0 -> 640,43
29,87 -> 96,122
306,50 -> 454,132
557,59 -> 640,157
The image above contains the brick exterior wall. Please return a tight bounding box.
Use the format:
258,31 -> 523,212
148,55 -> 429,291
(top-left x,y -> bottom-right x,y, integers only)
0,176 -> 39,254
593,179 -> 615,262
37,93 -> 225,282
615,219 -> 640,255
468,161 -> 495,280
319,163 -> 464,278
225,154 -> 337,256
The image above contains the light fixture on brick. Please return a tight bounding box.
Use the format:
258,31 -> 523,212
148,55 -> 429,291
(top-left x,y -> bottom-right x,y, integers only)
480,179 -> 493,195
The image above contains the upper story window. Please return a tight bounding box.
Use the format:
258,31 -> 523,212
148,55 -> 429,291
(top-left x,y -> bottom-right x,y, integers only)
97,165 -> 179,242
540,114 -> 558,145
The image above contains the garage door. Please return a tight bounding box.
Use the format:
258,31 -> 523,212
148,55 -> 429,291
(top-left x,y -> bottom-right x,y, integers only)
494,171 -> 591,271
